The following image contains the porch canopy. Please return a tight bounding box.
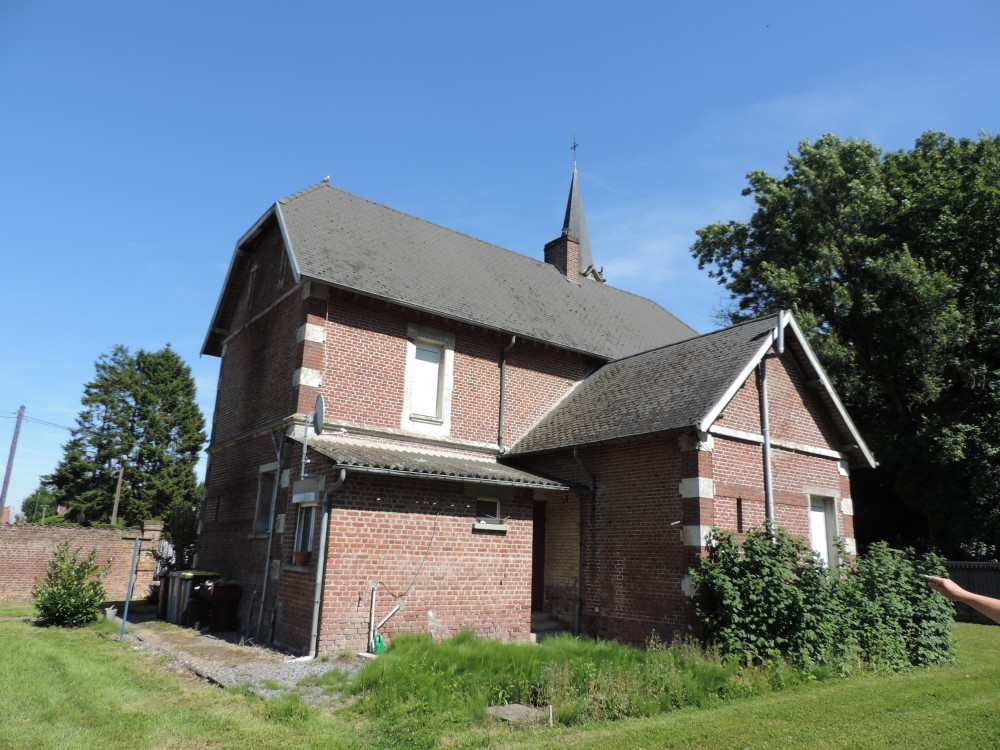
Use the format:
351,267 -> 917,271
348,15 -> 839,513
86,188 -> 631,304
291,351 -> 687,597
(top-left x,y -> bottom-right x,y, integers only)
291,434 -> 569,491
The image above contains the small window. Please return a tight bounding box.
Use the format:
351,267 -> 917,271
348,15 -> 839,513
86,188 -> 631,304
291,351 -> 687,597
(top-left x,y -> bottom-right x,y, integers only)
475,498 -> 501,524
247,262 -> 258,313
294,505 -> 317,552
253,469 -> 277,535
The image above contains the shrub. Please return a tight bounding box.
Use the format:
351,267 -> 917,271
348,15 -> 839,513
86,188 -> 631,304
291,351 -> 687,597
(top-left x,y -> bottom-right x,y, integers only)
32,541 -> 110,627
691,522 -> 954,672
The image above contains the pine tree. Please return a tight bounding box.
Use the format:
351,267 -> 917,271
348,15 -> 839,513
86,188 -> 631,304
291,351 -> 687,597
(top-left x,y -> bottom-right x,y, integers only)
46,345 -> 206,525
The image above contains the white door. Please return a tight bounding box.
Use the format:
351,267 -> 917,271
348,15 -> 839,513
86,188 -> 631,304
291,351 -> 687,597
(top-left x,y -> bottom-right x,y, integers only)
810,497 -> 833,565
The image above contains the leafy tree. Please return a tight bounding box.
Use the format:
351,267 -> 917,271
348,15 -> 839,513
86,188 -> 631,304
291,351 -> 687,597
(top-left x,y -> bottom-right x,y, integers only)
692,131 -> 1000,557
32,540 -> 110,627
46,345 -> 206,526
21,485 -> 59,522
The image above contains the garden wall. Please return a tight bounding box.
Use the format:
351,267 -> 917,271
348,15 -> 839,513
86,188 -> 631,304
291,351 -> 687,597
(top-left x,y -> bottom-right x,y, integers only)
0,521 -> 164,603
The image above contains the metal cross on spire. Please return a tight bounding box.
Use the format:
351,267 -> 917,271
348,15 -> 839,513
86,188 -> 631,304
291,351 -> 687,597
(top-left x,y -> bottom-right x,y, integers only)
571,132 -> 579,165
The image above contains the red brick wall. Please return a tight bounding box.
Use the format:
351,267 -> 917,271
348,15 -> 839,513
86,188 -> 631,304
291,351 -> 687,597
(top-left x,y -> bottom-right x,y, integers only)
571,436 -> 692,643
298,471 -> 534,654
312,291 -> 595,445
542,491 -> 581,625
0,522 -> 163,603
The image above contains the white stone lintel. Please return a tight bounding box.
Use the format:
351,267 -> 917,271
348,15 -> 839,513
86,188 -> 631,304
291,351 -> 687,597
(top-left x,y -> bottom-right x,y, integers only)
679,477 -> 714,499
681,574 -> 696,598
293,367 -> 323,388
297,323 -> 327,344
682,524 -> 712,548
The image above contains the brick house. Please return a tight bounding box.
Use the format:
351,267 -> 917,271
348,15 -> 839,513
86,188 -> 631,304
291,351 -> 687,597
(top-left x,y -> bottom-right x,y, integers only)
197,169 -> 874,655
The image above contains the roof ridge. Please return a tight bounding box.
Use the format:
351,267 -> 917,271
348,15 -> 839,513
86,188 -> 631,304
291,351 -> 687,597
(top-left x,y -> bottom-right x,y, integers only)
277,180 -> 331,205
279,180 -> 689,316
607,313 -> 779,365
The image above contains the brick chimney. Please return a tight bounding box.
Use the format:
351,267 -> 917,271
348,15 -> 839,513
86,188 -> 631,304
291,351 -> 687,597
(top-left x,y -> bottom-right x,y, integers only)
544,232 -> 581,280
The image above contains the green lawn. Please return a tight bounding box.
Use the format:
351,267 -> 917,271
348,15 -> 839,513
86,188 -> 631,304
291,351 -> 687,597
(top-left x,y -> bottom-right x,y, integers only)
1,602 -> 998,750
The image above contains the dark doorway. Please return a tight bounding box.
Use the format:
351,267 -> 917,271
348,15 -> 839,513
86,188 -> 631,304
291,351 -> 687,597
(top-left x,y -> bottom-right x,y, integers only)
531,501 -> 546,611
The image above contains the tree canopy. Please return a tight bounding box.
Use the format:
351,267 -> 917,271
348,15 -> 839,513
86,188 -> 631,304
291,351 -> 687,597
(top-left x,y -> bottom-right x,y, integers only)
46,345 -> 206,526
692,131 -> 1000,558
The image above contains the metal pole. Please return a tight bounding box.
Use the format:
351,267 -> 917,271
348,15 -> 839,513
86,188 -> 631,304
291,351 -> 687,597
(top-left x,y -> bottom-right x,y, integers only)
110,457 -> 127,525
759,359 -> 776,527
118,536 -> 152,641
0,405 -> 25,519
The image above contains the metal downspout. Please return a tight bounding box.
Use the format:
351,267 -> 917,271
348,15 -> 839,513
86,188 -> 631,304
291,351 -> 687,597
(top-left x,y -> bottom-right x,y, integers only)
760,312 -> 786,528
307,468 -> 346,659
256,432 -> 285,641
498,336 -> 517,452
759,360 -> 775,526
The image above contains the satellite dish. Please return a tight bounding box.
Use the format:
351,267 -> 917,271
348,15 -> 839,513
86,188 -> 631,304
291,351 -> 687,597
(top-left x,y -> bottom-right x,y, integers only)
313,394 -> 325,436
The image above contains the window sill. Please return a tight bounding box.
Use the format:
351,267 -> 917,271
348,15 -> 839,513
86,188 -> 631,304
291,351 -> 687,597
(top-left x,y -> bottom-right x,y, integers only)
409,413 -> 444,426
248,532 -> 270,539
472,522 -> 508,533
282,562 -> 313,572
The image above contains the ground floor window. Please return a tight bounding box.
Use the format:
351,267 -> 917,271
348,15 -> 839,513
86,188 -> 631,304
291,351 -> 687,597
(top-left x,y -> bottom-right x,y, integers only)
809,495 -> 837,565
294,505 -> 317,552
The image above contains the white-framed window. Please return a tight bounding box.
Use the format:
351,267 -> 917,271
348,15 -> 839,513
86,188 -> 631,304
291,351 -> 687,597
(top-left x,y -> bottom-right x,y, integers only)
809,495 -> 838,566
401,324 -> 455,437
294,505 -> 316,552
252,464 -> 279,535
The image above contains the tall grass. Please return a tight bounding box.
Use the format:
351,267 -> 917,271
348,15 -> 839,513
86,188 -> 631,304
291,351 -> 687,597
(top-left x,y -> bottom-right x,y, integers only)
346,630 -> 800,732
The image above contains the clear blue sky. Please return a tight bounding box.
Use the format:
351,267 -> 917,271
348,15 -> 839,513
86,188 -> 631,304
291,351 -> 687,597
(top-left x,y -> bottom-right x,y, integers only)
2,0 -> 998,517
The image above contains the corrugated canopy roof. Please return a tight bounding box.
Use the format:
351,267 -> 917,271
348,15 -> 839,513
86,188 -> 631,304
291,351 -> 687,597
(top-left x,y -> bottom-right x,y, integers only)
296,434 -> 569,489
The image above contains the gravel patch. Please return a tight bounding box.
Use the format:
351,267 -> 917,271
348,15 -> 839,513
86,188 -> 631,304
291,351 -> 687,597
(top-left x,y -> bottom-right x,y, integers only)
121,617 -> 367,704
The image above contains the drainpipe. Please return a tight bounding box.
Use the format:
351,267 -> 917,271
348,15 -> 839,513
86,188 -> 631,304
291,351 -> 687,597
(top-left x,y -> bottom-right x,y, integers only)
572,447 -> 596,636
255,432 -> 286,641
759,360 -> 775,527
759,312 -> 785,529
306,468 -> 347,659
498,336 -> 517,453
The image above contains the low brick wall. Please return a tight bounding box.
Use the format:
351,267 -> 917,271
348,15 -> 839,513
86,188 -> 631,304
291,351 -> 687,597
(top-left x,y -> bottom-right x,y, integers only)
0,521 -> 164,603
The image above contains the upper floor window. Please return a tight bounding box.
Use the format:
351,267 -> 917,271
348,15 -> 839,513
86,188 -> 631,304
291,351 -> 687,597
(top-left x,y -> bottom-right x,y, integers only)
402,324 -> 454,437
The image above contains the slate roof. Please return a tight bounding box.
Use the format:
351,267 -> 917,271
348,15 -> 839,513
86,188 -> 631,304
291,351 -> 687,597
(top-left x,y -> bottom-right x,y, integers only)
508,313 -> 876,467
297,434 -> 569,489
508,316 -> 780,455
206,181 -> 696,360
562,164 -> 594,275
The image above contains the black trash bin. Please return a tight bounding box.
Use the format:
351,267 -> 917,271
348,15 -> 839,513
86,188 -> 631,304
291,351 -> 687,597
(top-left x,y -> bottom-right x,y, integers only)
198,582 -> 242,632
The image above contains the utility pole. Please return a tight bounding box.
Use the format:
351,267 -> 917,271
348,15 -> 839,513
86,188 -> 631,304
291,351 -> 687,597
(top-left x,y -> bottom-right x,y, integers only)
0,405 -> 26,520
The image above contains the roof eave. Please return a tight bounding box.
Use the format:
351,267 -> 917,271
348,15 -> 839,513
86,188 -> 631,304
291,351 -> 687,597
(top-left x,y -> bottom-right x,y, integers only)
200,204 -> 278,357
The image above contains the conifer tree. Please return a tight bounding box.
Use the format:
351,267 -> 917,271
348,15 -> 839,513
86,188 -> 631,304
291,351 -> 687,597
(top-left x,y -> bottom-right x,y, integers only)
46,345 -> 206,525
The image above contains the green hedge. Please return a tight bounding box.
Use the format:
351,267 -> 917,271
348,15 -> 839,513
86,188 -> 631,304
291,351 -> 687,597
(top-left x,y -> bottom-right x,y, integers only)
691,522 -> 954,672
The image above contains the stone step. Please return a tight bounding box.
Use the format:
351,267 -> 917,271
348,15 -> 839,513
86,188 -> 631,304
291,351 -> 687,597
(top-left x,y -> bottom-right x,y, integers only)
531,611 -> 568,640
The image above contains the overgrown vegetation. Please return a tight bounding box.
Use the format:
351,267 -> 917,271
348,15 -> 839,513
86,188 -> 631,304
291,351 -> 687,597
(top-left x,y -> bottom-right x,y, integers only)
2,601 -> 999,750
31,540 -> 110,627
691,522 -> 954,672
341,628 -> 798,744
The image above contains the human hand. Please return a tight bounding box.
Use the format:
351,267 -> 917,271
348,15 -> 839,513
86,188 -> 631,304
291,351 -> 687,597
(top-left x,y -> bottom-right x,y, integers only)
924,575 -> 966,601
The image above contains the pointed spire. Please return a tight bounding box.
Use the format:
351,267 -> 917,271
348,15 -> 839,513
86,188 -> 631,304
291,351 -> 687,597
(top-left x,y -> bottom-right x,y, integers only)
562,163 -> 595,276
